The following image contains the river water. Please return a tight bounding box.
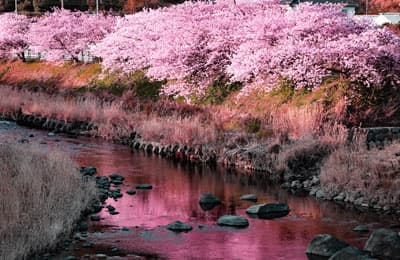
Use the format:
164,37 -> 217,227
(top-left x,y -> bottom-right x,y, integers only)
0,121 -> 398,260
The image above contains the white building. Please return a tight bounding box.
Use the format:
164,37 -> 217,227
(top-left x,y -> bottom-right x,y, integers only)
373,13 -> 400,26
355,13 -> 400,26
284,0 -> 359,17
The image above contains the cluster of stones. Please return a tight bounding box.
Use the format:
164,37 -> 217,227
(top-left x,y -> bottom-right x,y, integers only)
364,127 -> 400,149
306,228 -> 400,260
54,166 -> 154,259
166,193 -> 291,232
309,187 -> 400,215
128,132 -> 217,163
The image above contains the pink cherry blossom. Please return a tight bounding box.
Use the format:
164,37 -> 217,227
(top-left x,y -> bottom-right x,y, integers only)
28,9 -> 116,62
0,13 -> 32,60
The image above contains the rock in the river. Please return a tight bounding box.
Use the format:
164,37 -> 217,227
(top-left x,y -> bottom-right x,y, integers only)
217,215 -> 249,228
95,254 -> 107,259
106,205 -> 116,212
166,221 -> 193,232
240,194 -> 258,202
126,189 -> 136,195
136,184 -> 153,189
82,242 -> 93,248
109,173 -> 125,181
110,179 -> 123,185
328,246 -> 377,260
245,203 -> 290,219
80,166 -> 97,176
246,204 -> 262,215
90,215 -> 100,221
78,221 -> 89,232
199,193 -> 221,211
353,225 -> 369,233
306,234 -> 348,260
364,228 -> 400,260
258,203 -> 290,219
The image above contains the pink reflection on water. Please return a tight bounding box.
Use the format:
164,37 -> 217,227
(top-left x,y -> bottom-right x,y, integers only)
0,124 -> 396,259
68,142 -> 393,259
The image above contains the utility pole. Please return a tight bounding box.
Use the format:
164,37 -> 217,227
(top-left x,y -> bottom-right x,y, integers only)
96,0 -> 99,15
61,0 -> 64,9
365,0 -> 368,15
14,0 -> 17,13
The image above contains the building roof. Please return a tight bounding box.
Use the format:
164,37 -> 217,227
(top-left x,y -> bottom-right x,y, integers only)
288,0 -> 359,7
374,13 -> 400,25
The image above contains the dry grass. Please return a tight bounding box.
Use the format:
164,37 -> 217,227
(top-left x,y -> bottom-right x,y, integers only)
138,115 -> 218,146
271,104 -> 325,139
0,85 -> 220,145
320,141 -> 400,207
0,60 -> 102,89
0,144 -> 97,260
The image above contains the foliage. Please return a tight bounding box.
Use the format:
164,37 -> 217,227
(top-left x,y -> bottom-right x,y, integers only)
89,70 -> 165,99
0,1 -> 399,100
199,78 -> 243,105
92,0 -> 400,98
0,13 -> 32,60
28,9 -> 115,62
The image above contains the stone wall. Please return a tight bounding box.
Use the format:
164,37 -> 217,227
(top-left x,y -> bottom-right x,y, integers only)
363,127 -> 400,148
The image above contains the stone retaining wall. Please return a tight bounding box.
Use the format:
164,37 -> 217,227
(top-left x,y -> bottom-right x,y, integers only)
364,127 -> 400,148
1,112 -> 217,164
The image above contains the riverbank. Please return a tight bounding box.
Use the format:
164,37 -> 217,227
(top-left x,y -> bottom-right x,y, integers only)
1,61 -> 400,215
0,143 -> 98,259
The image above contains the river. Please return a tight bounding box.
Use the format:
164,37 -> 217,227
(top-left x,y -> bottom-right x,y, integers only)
0,120 -> 397,260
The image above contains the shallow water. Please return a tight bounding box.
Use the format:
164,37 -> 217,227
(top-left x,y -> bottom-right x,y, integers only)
0,121 -> 398,259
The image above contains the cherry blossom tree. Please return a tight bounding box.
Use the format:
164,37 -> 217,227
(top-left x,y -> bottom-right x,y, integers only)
0,13 -> 32,61
93,0 -> 399,98
28,9 -> 116,62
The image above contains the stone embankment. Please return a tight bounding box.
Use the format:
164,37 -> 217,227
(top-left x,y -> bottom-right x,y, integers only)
4,111 -> 400,215
1,112 -> 218,164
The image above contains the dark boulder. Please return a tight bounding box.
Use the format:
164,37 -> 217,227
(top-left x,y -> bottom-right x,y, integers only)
306,234 -> 348,260
136,184 -> 153,189
258,203 -> 290,219
81,166 -> 97,176
240,194 -> 258,202
217,215 -> 249,228
245,203 -> 290,219
109,173 -> 125,181
126,189 -> 136,195
166,221 -> 193,232
328,246 -> 377,260
364,228 -> 400,260
199,193 -> 221,211
90,215 -> 100,221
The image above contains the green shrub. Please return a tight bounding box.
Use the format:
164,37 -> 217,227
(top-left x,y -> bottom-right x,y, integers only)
89,70 -> 166,99
198,78 -> 243,105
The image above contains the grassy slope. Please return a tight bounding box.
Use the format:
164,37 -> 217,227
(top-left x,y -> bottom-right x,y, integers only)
1,61 -> 400,210
0,60 -> 102,89
0,144 -> 97,259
